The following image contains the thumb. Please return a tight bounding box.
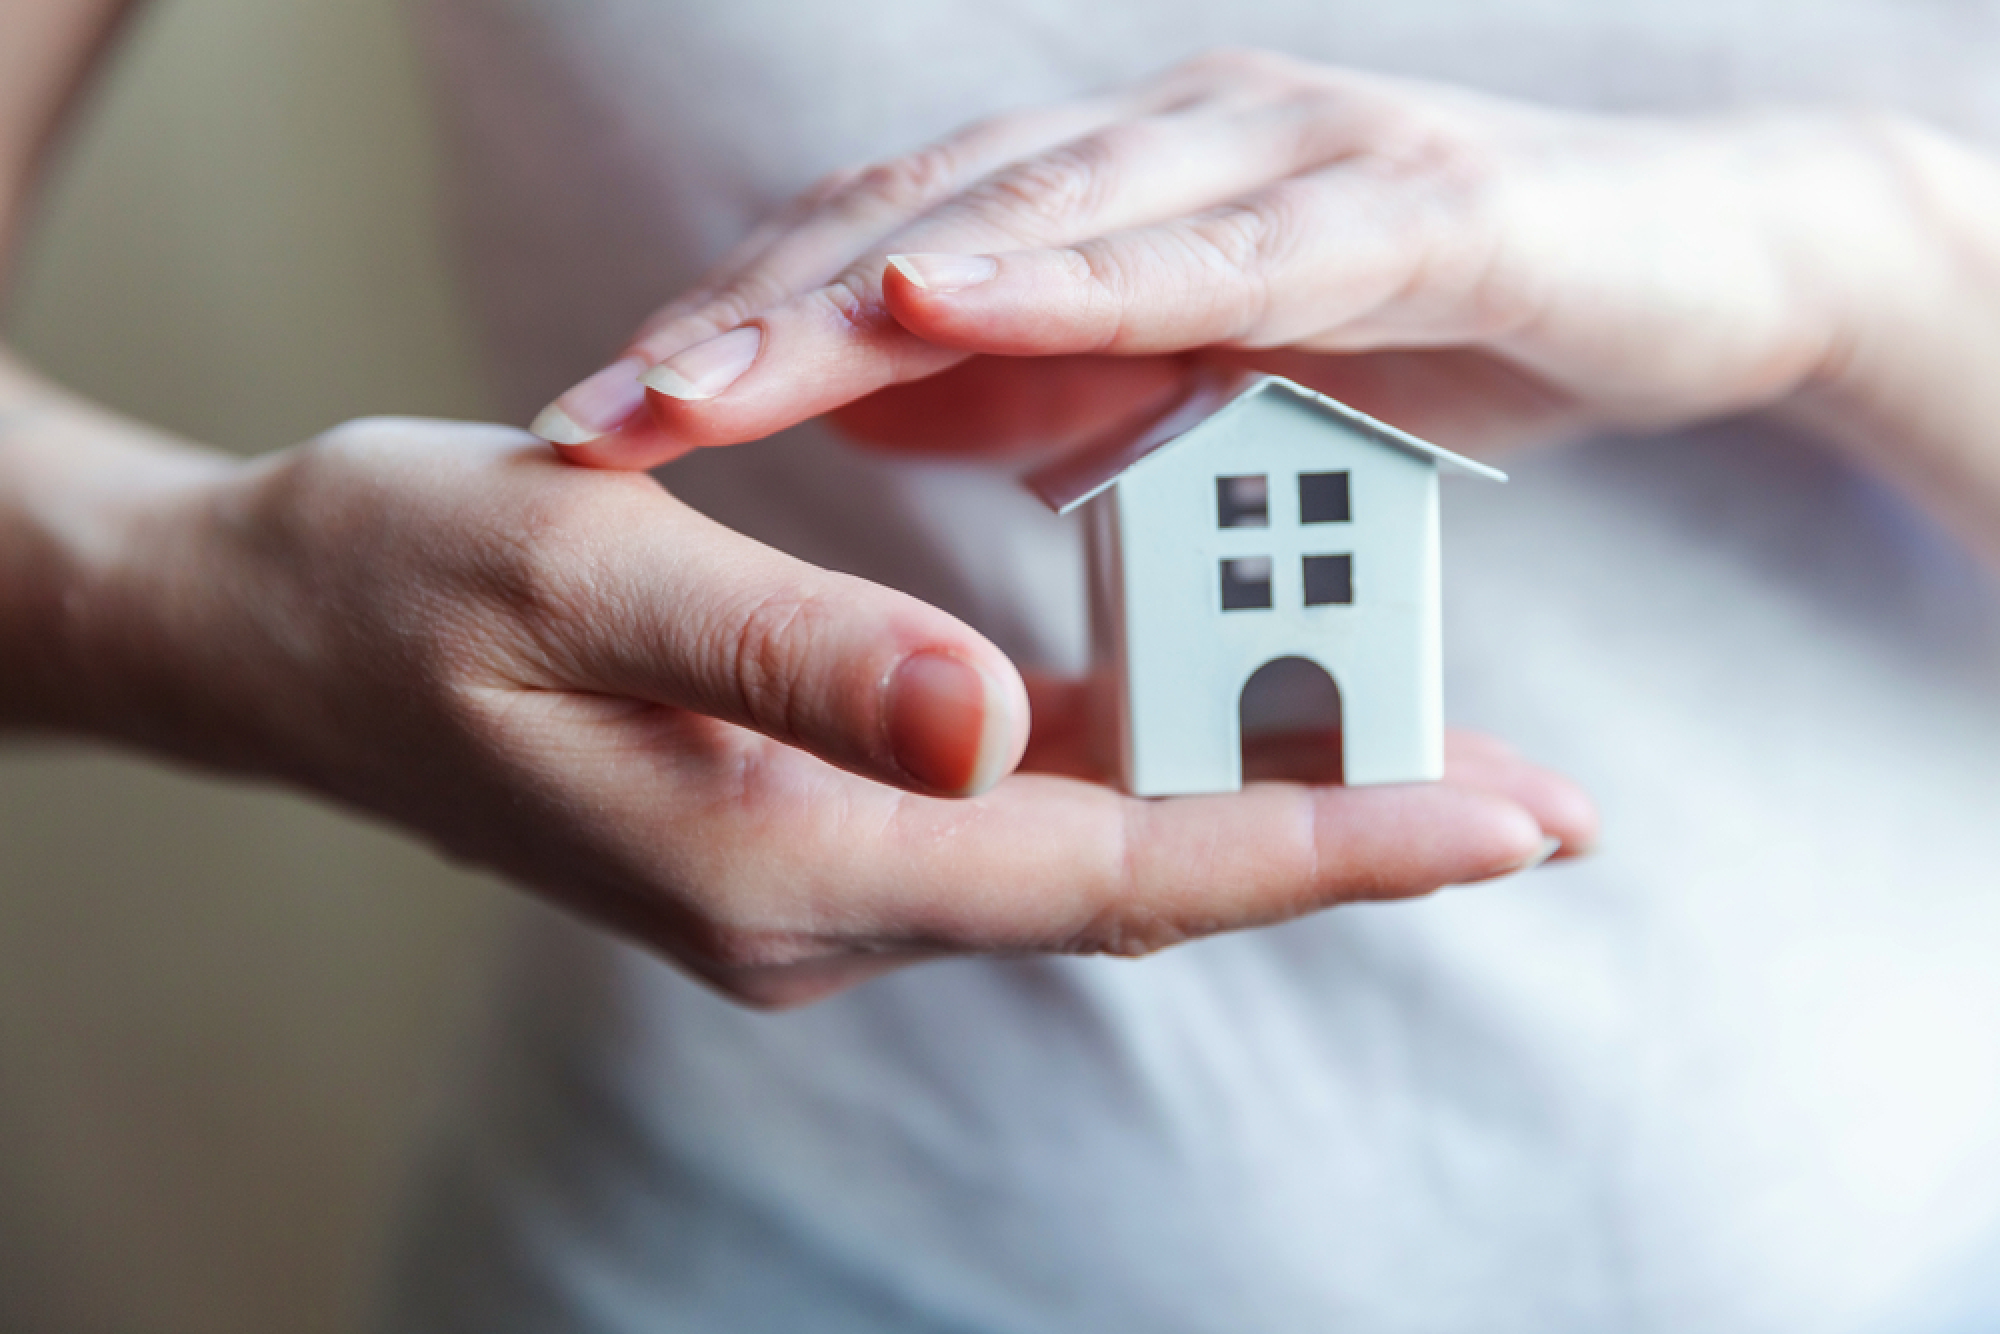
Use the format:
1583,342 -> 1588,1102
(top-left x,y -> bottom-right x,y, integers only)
528,492 -> 1030,797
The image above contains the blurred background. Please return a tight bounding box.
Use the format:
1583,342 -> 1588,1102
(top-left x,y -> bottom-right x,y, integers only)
0,1 -> 518,1330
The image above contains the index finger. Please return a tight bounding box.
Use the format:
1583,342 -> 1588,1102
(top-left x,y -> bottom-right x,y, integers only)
559,75 -> 1389,460
531,89 -> 1184,468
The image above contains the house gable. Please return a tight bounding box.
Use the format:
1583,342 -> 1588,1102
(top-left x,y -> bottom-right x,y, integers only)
1025,371 -> 1505,517
1114,389 -> 1438,631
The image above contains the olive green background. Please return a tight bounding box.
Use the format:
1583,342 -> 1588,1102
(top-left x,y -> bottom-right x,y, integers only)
1,2 -> 517,1329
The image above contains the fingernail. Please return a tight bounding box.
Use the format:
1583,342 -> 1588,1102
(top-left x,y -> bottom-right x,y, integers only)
642,326 -> 763,401
887,652 -> 1014,796
530,356 -> 648,445
1516,835 -> 1563,873
887,253 -> 999,294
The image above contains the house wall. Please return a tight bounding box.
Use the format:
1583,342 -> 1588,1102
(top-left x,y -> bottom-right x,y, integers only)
1111,392 -> 1444,795
1083,491 -> 1133,783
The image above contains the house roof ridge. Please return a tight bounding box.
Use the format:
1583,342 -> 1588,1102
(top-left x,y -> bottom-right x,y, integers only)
1023,370 -> 1505,515
1263,379 -> 1509,484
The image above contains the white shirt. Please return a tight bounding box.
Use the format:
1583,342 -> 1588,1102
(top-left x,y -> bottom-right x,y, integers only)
388,3 -> 2000,1329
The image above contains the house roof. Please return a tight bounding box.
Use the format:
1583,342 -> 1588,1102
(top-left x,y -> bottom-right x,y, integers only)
1024,370 -> 1507,515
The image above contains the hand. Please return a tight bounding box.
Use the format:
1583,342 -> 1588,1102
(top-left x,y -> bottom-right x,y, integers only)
62,417 -> 1593,1007
530,50 -> 1922,470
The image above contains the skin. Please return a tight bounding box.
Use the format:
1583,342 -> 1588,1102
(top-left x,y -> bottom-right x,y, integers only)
0,14 -> 1595,1008
542,54 -> 2000,576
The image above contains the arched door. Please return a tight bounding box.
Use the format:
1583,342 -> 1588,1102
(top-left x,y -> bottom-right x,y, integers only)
1238,656 -> 1343,784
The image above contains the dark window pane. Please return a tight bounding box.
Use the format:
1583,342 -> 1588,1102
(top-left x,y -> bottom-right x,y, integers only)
1217,475 -> 1269,528
1303,554 -> 1353,606
1220,556 -> 1273,611
1299,471 -> 1351,524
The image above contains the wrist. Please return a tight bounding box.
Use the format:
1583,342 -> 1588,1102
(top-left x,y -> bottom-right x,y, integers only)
0,402 -> 243,752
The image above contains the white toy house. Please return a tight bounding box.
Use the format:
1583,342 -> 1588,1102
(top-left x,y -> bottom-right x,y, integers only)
1027,371 -> 1504,797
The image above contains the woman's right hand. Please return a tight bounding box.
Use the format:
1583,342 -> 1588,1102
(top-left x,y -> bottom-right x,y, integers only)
38,415 -> 1593,1007
528,51 -> 2000,565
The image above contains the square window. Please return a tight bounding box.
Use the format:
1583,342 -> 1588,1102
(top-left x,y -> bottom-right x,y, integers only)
1303,554 -> 1353,606
1299,472 -> 1351,524
1220,556 -> 1273,611
1217,474 -> 1269,528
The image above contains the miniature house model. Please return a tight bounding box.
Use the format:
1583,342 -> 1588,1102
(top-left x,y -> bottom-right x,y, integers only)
1027,371 -> 1505,797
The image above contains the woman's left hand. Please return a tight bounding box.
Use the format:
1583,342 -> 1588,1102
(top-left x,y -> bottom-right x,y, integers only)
531,50 -> 1980,483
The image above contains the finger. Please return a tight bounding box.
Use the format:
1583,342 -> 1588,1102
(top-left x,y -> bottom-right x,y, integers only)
625,97 -> 1147,363
534,95 -> 1147,466
631,103 -> 1403,451
616,263 -> 1122,453
879,161 -> 1491,358
534,679 -> 1580,1003
1438,730 -> 1601,856
680,760 -> 1553,966
828,353 -> 1192,457
695,751 -> 1551,1004
501,462 -> 1029,797
1012,679 -> 1600,868
874,97 -> 1370,281
636,51 -> 1368,373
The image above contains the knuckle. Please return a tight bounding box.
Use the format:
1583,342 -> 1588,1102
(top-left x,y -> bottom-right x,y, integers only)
1405,122 -> 1507,200
1059,902 -> 1195,960
1065,239 -> 1169,352
1358,90 -> 1512,197
722,584 -> 831,741
1060,241 -> 1131,347
649,284 -> 782,357
850,143 -> 963,214
1059,245 -> 1101,287
1188,201 -> 1277,273
700,281 -> 784,333
940,107 -> 1030,160
677,910 -> 847,1009
966,134 -> 1116,230
706,961 -> 848,1012
1176,46 -> 1305,91
818,272 -> 877,331
689,921 -> 824,977
311,415 -> 395,453
1453,227 -> 1539,341
1053,809 -> 1194,958
812,272 -> 904,353
1370,133 -> 1527,335
713,977 -> 809,1012
1175,200 -> 1290,340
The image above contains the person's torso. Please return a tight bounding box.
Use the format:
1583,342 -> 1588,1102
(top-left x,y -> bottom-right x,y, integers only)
396,4 -> 2000,1330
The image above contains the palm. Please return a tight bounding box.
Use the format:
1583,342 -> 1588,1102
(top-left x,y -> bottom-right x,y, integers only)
830,345 -> 1590,460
